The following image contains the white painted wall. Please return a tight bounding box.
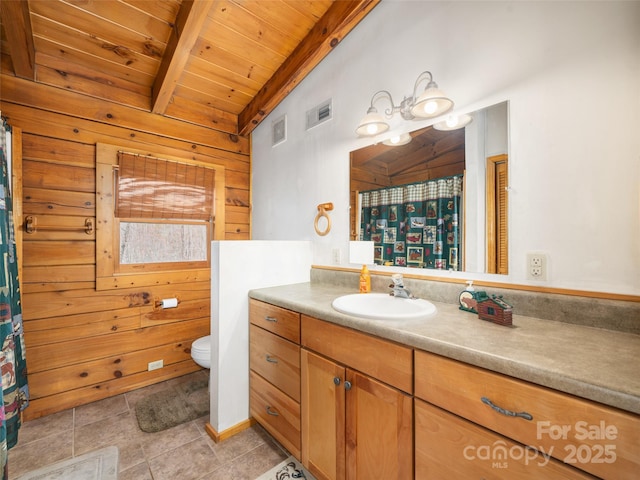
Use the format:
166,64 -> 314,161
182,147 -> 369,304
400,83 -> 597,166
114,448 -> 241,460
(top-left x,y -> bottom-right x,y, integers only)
251,1 -> 640,295
209,240 -> 311,432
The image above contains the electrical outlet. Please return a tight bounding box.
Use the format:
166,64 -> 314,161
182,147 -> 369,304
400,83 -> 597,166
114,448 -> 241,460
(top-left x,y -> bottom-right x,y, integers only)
148,360 -> 163,371
526,253 -> 547,281
332,248 -> 342,264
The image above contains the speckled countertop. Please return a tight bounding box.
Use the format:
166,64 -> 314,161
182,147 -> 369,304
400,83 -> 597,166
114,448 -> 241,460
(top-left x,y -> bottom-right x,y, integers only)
249,282 -> 640,415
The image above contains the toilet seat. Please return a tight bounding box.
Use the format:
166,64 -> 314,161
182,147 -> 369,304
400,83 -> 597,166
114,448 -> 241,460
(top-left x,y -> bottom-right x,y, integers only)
191,335 -> 211,368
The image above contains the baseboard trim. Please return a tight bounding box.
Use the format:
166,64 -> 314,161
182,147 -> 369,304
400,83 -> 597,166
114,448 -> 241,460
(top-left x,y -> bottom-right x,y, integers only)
205,418 -> 256,443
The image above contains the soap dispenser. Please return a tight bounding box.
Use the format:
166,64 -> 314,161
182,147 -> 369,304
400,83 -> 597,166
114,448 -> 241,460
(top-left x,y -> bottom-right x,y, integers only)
459,280 -> 476,312
458,280 -> 487,313
359,264 -> 371,293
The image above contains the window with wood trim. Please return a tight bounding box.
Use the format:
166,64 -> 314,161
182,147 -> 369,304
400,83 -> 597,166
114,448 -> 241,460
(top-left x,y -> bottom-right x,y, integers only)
486,154 -> 508,274
96,144 -> 225,290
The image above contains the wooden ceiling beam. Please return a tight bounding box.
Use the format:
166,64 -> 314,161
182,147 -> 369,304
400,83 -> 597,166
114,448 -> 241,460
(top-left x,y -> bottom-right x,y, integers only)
151,0 -> 213,115
238,0 -> 381,136
1,0 -> 36,80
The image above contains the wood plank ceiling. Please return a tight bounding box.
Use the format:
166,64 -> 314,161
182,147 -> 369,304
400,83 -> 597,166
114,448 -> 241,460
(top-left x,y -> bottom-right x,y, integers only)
0,0 -> 380,136
351,125 -> 466,181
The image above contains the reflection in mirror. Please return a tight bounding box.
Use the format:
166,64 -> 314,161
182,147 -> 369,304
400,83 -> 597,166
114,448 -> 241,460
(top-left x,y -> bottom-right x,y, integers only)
350,102 -> 509,274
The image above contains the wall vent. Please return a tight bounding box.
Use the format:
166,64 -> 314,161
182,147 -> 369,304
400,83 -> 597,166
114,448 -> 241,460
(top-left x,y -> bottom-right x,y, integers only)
272,114 -> 287,147
306,99 -> 332,130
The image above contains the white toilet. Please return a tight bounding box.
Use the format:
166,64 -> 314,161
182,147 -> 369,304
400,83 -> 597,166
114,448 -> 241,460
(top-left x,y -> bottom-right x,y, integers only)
191,335 -> 211,369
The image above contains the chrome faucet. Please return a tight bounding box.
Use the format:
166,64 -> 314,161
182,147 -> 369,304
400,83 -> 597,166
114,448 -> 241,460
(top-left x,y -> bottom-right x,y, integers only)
389,274 -> 414,299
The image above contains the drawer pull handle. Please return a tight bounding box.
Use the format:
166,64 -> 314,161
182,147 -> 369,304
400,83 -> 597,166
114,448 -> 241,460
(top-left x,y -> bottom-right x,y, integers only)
266,354 -> 278,364
265,316 -> 278,322
333,377 -> 341,386
344,381 -> 352,391
481,397 -> 533,421
266,406 -> 279,416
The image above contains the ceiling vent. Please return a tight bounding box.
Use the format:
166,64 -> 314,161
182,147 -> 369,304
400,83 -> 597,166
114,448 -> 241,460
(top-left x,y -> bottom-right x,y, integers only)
271,114 -> 287,147
306,99 -> 332,130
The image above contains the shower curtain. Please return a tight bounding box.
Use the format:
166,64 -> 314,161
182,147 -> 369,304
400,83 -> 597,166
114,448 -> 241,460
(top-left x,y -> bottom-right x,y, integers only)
359,175 -> 463,270
0,118 -> 29,479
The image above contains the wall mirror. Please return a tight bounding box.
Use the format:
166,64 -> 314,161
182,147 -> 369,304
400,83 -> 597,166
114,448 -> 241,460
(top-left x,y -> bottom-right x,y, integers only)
350,101 -> 509,274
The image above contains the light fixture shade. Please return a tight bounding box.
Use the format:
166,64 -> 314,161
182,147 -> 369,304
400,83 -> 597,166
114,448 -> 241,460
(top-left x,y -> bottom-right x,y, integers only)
355,109 -> 390,136
382,132 -> 412,146
433,114 -> 473,131
410,86 -> 454,118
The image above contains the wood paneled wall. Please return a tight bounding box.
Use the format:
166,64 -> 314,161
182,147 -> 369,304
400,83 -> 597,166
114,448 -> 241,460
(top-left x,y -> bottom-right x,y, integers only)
1,74 -> 251,420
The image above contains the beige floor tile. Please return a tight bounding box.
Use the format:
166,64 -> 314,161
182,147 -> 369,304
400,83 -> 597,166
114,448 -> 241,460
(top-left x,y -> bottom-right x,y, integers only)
74,410 -> 146,471
148,437 -> 221,480
139,419 -> 203,459
193,414 -> 210,435
211,424 -> 275,465
205,442 -> 289,480
118,460 -> 154,480
8,433 -> 73,479
12,409 -> 73,445
74,411 -> 139,452
75,394 -> 129,427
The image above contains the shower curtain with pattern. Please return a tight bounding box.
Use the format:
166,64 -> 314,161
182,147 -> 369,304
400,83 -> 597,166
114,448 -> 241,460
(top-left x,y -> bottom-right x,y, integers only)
0,118 -> 29,479
359,175 -> 463,270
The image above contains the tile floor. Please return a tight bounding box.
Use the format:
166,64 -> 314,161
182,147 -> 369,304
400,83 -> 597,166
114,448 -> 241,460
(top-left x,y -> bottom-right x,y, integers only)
8,371 -> 290,479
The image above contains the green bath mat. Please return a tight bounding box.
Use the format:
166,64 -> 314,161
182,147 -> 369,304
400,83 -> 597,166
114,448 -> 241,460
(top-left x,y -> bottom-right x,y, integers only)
135,378 -> 209,433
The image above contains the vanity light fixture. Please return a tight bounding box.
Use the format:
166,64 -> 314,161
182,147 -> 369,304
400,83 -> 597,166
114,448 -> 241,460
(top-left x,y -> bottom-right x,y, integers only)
433,113 -> 473,131
356,71 -> 454,137
382,132 -> 412,146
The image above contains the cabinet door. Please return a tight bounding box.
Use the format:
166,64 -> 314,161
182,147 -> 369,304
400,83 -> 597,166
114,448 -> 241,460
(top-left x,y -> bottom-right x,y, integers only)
301,349 -> 346,480
346,369 -> 413,480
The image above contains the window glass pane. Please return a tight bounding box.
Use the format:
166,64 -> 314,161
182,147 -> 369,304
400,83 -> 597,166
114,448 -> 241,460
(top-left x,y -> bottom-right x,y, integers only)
120,222 -> 208,264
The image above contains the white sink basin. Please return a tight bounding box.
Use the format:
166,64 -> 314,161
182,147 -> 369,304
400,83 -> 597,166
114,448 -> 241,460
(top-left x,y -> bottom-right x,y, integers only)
331,293 -> 437,321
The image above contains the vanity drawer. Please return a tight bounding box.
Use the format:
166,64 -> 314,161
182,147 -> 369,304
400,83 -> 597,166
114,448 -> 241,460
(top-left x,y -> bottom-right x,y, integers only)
415,350 -> 640,480
415,399 -> 596,479
301,315 -> 413,394
250,324 -> 300,401
250,371 -> 301,459
250,299 -> 300,343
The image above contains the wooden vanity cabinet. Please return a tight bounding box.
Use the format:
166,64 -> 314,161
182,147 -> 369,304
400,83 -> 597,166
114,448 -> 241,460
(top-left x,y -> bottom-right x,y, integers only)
301,315 -> 413,480
249,299 -> 301,458
415,350 -> 640,480
249,297 -> 638,479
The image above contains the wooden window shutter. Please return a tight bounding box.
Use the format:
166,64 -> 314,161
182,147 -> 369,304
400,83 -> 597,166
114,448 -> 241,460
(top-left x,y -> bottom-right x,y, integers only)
116,152 -> 215,220
495,161 -> 509,274
486,154 -> 509,274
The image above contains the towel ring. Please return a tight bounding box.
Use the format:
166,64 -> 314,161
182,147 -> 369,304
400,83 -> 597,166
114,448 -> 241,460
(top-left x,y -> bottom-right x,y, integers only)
314,202 -> 333,236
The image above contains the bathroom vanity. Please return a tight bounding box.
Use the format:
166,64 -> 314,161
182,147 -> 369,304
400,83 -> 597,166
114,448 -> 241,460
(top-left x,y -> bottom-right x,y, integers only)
248,282 -> 639,480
